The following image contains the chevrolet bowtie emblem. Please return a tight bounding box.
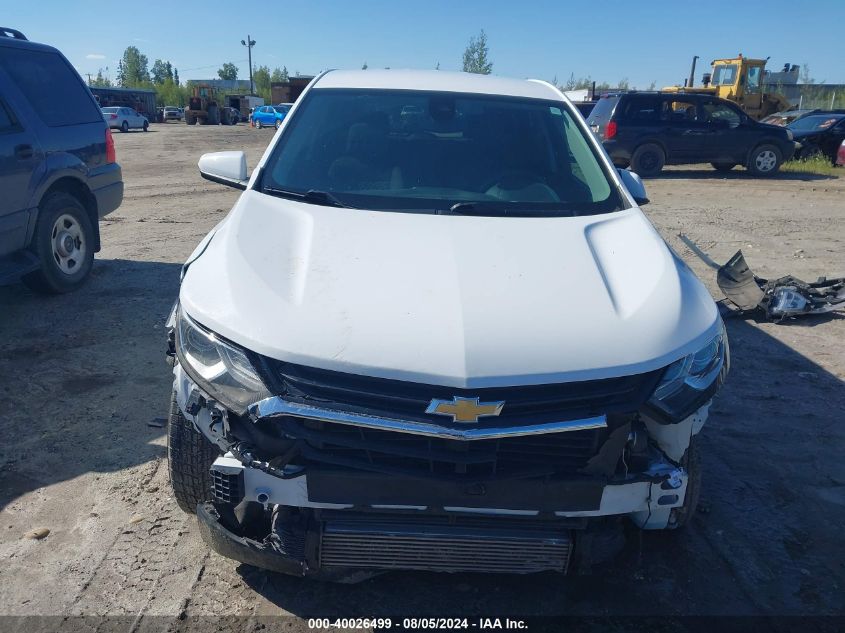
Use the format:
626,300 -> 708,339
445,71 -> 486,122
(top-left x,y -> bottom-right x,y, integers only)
426,397 -> 505,424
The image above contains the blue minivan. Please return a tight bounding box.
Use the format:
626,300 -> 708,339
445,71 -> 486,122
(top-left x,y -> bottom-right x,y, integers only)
251,104 -> 292,129
0,27 -> 123,293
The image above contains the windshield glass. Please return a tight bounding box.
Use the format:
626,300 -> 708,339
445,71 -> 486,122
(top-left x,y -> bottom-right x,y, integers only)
711,64 -> 738,86
787,114 -> 844,132
101,107 -> 119,113
260,89 -> 623,216
273,105 -> 290,113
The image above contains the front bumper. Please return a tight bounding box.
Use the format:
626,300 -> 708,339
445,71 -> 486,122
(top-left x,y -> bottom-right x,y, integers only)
173,361 -> 708,576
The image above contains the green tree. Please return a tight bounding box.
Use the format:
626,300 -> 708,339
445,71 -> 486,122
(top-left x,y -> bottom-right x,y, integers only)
117,46 -> 150,87
462,29 -> 492,74
253,65 -> 271,100
90,68 -> 112,87
617,77 -> 630,91
151,59 -> 171,85
218,62 -> 239,81
271,66 -> 289,83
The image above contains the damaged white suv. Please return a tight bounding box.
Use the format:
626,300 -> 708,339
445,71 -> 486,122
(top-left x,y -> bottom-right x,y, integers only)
166,70 -> 729,578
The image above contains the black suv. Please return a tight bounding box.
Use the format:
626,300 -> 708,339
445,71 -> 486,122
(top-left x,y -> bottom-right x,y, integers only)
587,92 -> 796,177
0,27 -> 123,293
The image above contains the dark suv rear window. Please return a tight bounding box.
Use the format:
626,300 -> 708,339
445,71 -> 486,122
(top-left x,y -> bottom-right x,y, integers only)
587,96 -> 618,123
0,47 -> 101,127
620,96 -> 662,122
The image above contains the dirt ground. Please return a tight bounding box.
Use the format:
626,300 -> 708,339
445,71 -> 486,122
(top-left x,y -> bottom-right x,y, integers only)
1,123 -> 844,628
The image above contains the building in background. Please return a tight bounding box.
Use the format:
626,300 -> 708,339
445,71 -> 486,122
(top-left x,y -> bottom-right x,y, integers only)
89,86 -> 157,117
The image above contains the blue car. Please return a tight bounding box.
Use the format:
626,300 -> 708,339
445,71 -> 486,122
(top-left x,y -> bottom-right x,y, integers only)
252,104 -> 291,129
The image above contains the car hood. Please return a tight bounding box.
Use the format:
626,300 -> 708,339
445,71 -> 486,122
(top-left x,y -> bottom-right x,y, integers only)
179,191 -> 720,388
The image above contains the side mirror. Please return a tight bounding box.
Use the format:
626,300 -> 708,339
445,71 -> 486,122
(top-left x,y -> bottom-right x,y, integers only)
618,168 -> 649,205
198,151 -> 249,190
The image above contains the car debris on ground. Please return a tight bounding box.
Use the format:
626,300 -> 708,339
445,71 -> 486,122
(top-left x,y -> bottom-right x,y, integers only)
679,233 -> 845,320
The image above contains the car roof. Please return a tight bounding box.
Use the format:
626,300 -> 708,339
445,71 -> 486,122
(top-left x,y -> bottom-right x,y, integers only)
314,69 -> 562,101
0,28 -> 60,55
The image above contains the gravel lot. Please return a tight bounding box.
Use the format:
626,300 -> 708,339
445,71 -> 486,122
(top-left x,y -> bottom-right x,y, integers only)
1,123 -> 844,627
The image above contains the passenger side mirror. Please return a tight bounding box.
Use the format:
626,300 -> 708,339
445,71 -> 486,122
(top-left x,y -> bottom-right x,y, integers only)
618,168 -> 649,205
198,151 -> 249,190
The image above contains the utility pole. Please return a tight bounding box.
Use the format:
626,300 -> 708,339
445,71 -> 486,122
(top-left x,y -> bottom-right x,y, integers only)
241,35 -> 256,94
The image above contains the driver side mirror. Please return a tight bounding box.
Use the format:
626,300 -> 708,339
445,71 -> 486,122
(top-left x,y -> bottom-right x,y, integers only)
198,151 -> 249,190
618,168 -> 649,206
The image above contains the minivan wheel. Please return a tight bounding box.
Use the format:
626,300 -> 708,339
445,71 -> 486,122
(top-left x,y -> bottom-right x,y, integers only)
630,143 -> 665,177
120,121 -> 129,133
167,392 -> 220,514
711,162 -> 736,172
747,144 -> 782,176
22,192 -> 94,294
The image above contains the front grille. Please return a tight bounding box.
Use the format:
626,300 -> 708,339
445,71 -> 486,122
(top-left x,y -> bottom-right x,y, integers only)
256,358 -> 661,433
320,515 -> 572,573
270,417 -> 602,479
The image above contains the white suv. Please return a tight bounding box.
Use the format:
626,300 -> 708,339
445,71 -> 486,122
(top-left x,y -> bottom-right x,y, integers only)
166,69 -> 728,579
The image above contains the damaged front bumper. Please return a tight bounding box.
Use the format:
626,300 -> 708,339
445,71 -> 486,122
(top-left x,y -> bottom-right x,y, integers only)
173,359 -> 711,577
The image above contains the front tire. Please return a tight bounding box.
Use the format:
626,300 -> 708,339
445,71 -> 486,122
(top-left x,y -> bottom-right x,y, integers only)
667,440 -> 701,530
747,144 -> 782,176
255,119 -> 262,129
142,121 -> 149,132
120,121 -> 129,133
22,192 -> 94,294
630,143 -> 665,177
274,119 -> 282,130
167,392 -> 220,514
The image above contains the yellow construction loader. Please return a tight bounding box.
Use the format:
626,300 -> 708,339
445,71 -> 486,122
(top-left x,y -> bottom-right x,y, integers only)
664,55 -> 793,120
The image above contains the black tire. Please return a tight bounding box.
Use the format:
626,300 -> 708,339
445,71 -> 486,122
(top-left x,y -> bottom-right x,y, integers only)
22,192 -> 94,294
711,162 -> 736,172
630,143 -> 665,177
142,121 -> 149,132
274,119 -> 282,130
167,392 -> 219,514
668,440 -> 701,530
120,120 -> 129,133
255,118 -> 262,129
747,144 -> 782,176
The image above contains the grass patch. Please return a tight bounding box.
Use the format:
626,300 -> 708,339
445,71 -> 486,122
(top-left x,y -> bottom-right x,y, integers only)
781,155 -> 842,176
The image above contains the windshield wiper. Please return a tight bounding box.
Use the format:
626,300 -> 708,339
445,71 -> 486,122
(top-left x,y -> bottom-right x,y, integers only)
448,202 -> 509,216
263,187 -> 351,208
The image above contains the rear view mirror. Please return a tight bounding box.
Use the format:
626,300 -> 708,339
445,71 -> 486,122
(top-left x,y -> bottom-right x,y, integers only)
617,168 -> 649,205
198,151 -> 249,190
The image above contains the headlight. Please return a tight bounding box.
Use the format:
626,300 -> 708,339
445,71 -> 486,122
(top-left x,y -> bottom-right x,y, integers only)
648,322 -> 729,420
175,307 -> 270,413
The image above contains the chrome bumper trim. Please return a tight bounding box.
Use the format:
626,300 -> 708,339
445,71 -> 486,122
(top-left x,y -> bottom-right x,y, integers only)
249,396 -> 607,440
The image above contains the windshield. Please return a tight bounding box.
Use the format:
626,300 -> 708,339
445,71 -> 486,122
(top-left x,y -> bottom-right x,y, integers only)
101,107 -> 119,113
273,105 -> 290,113
260,88 -> 623,216
788,114 -> 844,132
711,64 -> 738,86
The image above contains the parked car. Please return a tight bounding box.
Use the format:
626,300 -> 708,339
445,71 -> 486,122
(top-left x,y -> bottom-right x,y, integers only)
166,69 -> 729,579
587,92 -> 796,176
787,111 -> 845,163
163,106 -> 183,122
222,106 -> 240,125
760,109 -> 815,127
0,26 -> 123,292
101,106 -> 149,132
573,101 -> 596,118
837,139 -> 845,166
252,103 -> 291,129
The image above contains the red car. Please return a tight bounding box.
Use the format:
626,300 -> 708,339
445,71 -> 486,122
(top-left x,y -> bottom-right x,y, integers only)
837,139 -> 845,166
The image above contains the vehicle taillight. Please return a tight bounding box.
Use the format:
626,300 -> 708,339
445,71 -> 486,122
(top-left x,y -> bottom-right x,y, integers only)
105,128 -> 116,164
110,113 -> 117,119
605,120 -> 618,140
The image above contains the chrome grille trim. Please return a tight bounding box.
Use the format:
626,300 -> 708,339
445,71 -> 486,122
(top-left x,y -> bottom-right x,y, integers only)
250,396 -> 606,440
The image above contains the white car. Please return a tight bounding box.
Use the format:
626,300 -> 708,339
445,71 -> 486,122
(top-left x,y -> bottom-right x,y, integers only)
101,106 -> 148,132
166,69 -> 729,579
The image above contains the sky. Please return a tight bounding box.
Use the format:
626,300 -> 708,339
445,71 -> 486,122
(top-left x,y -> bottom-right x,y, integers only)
6,0 -> 844,89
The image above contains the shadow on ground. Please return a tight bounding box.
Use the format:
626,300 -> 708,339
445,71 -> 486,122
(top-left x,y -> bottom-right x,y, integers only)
0,259 -> 181,510
651,168 -> 838,181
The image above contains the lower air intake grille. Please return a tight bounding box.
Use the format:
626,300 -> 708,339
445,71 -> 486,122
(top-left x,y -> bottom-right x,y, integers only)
320,518 -> 572,574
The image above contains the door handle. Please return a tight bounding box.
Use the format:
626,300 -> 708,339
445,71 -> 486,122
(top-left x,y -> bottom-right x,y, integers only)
14,144 -> 34,160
